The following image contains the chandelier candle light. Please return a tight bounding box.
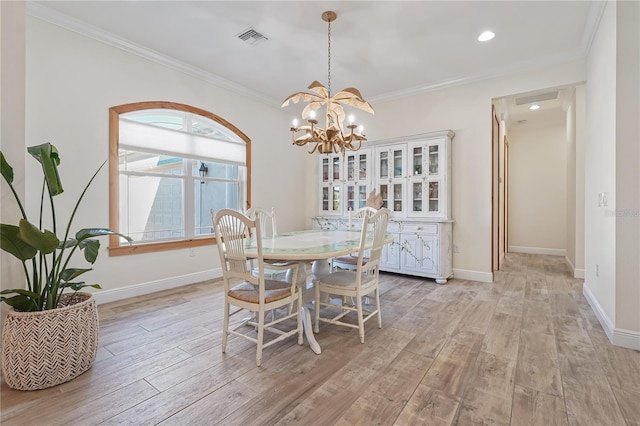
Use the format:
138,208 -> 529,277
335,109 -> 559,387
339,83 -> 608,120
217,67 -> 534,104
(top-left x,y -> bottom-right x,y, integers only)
281,11 -> 374,156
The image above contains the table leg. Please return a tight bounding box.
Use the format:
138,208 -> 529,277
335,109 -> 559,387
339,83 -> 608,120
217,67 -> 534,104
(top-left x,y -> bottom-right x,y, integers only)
301,307 -> 321,354
287,262 -> 322,355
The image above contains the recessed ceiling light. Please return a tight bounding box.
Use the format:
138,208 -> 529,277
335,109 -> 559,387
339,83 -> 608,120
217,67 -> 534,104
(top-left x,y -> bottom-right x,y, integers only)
529,104 -> 540,110
478,31 -> 495,42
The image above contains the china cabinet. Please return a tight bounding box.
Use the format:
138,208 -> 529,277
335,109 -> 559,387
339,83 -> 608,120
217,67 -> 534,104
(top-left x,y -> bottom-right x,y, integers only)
313,130 -> 455,283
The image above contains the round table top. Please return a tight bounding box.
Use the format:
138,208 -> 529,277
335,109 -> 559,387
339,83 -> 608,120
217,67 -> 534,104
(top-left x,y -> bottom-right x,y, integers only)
244,229 -> 393,261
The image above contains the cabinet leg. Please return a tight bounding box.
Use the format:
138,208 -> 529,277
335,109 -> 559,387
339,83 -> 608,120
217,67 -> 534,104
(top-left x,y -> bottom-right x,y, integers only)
435,278 -> 447,284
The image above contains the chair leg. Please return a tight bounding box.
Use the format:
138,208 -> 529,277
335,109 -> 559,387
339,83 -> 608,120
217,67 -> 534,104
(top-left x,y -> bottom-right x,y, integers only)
375,287 -> 382,329
222,299 -> 230,353
314,283 -> 320,333
356,292 -> 365,344
256,307 -> 264,367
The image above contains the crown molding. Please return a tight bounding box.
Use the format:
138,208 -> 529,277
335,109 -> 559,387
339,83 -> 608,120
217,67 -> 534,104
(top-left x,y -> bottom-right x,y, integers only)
581,0 -> 608,57
369,49 -> 587,104
26,2 -> 281,108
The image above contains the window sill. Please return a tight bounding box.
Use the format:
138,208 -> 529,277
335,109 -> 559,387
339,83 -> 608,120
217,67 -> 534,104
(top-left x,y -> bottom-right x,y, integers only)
109,237 -> 216,256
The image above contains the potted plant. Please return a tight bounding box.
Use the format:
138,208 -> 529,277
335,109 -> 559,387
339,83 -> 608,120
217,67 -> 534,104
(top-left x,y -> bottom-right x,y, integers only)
0,143 -> 131,391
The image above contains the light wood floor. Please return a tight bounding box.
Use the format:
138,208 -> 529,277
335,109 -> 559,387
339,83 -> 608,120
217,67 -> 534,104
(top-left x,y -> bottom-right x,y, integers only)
2,253 -> 639,425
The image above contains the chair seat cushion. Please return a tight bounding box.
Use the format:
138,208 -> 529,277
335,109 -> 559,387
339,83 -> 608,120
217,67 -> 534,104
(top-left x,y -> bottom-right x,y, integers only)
228,280 -> 295,303
332,255 -> 369,266
316,271 -> 375,290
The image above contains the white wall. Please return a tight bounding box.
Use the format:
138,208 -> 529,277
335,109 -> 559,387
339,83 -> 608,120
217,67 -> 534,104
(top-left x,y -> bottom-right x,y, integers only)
508,123 -> 568,255
25,17 -> 316,302
1,1 -> 26,326
614,0 -> 639,334
584,0 -> 640,348
584,0 -> 617,328
359,61 -> 585,281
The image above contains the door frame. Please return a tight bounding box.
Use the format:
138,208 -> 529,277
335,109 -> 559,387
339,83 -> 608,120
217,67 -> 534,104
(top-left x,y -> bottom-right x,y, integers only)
491,105 -> 500,272
504,135 -> 510,256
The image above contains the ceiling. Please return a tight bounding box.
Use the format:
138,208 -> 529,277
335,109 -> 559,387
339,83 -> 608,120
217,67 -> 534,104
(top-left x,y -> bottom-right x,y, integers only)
29,1 -> 604,126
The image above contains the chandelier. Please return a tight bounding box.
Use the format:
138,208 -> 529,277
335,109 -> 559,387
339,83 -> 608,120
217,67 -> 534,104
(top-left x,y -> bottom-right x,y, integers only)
281,10 -> 374,156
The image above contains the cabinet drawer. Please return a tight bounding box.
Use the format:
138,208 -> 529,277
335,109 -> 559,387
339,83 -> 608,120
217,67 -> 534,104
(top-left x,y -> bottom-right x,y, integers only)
402,223 -> 438,234
386,221 -> 402,233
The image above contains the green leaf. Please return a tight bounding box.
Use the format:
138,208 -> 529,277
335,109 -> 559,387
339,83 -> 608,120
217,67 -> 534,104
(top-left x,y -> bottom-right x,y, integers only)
0,288 -> 40,298
0,224 -> 37,260
0,151 -> 14,184
28,143 -> 63,196
1,294 -> 39,312
18,219 -> 59,254
59,238 -> 78,249
80,239 -> 100,263
0,289 -> 40,312
61,282 -> 101,291
60,268 -> 92,282
75,228 -> 132,243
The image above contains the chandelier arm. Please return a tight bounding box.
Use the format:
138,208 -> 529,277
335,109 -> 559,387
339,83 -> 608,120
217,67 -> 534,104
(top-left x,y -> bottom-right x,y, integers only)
309,142 -> 321,154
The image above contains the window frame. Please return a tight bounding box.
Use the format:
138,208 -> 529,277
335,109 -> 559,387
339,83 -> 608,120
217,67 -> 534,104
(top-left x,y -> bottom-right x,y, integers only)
109,101 -> 251,256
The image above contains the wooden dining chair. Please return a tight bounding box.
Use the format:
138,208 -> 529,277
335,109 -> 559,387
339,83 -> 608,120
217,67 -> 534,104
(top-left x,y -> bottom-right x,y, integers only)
245,207 -> 297,281
213,208 -> 303,366
330,206 -> 378,271
314,208 -> 390,343
246,206 -> 279,236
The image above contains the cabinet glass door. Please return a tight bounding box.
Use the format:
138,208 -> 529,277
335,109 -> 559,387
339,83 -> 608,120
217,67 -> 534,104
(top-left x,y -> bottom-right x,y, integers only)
412,146 -> 423,176
378,151 -> 389,180
346,154 -> 356,182
332,157 -> 341,181
411,181 -> 423,213
428,144 -> 439,175
392,183 -> 403,213
358,153 -> 368,180
332,185 -> 340,213
357,184 -> 368,209
428,181 -> 439,213
346,185 -> 356,212
379,183 -> 390,209
321,186 -> 329,212
321,157 -> 330,183
393,149 -> 404,178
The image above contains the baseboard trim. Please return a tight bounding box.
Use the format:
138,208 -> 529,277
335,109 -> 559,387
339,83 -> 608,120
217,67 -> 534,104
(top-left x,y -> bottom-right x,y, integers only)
582,282 -> 640,350
92,268 -> 222,305
452,268 -> 493,283
509,246 -> 566,256
564,257 -> 585,279
612,328 -> 640,350
582,282 -> 614,341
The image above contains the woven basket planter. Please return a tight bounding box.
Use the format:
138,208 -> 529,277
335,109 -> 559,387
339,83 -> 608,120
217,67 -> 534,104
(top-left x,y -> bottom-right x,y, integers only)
1,292 -> 98,391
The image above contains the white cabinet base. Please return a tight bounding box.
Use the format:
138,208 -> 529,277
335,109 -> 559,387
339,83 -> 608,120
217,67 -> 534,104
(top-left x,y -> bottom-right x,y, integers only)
313,217 -> 453,283
383,220 -> 453,283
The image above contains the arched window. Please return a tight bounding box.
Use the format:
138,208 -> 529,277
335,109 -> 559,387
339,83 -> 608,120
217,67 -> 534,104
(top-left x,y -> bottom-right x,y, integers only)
109,101 -> 251,255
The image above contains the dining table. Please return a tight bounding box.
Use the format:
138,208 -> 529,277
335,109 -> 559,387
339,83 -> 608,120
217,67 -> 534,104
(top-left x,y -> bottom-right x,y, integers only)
244,229 -> 393,355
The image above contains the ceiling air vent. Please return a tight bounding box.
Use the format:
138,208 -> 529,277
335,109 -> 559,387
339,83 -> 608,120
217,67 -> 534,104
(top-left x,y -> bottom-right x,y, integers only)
515,91 -> 559,106
236,27 -> 269,46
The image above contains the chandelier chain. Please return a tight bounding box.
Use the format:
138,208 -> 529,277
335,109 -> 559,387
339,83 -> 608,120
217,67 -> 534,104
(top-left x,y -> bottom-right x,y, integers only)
327,18 -> 331,97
